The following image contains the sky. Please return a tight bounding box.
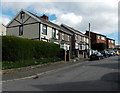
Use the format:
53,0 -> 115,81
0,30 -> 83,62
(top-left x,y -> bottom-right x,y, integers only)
0,0 -> 119,45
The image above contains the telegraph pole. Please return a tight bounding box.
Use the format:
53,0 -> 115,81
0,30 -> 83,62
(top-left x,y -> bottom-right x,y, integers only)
89,23 -> 91,56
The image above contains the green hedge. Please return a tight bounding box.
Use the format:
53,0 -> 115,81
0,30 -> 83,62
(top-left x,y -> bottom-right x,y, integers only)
2,36 -> 63,62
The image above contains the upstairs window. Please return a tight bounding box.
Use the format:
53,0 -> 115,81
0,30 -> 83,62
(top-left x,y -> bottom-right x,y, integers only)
75,43 -> 78,49
19,25 -> 23,36
42,24 -> 47,35
86,38 -> 89,43
62,33 -> 64,40
98,35 -> 100,39
101,36 -> 105,40
20,12 -> 25,19
84,37 -> 85,42
75,34 -> 78,40
52,28 -> 56,38
111,40 -> 114,43
68,35 -> 70,41
80,36 -> 82,41
81,36 -> 83,41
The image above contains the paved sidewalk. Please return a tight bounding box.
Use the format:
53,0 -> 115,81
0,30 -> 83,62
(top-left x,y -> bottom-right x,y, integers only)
2,58 -> 89,81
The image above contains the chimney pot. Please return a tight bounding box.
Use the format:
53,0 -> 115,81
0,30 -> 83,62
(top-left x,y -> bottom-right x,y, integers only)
41,14 -> 49,21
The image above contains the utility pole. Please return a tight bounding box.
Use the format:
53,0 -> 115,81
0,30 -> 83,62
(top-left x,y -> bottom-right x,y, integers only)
88,23 -> 91,56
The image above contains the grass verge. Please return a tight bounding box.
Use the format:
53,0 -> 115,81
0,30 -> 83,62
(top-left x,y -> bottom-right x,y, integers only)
2,57 -> 62,70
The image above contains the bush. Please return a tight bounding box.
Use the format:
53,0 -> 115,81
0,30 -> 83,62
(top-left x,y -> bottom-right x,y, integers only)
2,36 -> 63,62
2,36 -> 34,62
91,43 -> 106,51
71,55 -> 76,59
33,40 -> 61,59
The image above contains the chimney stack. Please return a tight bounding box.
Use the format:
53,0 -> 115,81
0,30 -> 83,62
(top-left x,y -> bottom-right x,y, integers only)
41,14 -> 49,21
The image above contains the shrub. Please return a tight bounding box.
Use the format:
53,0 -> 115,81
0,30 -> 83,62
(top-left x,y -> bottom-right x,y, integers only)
2,36 -> 34,62
2,36 -> 63,62
91,43 -> 106,51
33,40 -> 61,59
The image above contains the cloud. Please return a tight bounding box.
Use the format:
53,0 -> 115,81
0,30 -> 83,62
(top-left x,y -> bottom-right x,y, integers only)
0,15 -> 11,25
52,13 -> 82,27
1,1 -> 118,44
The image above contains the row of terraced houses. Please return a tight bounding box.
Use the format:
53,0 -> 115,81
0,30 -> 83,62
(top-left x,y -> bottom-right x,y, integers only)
5,9 -> 115,60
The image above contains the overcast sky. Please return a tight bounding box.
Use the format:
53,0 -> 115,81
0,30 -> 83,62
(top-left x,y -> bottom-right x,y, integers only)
0,0 -> 119,44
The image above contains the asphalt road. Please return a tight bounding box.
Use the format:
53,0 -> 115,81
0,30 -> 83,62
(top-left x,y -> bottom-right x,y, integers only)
2,56 -> 120,91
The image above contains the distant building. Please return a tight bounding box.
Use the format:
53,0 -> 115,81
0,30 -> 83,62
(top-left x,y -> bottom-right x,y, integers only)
85,31 -> 115,49
85,31 -> 106,45
106,38 -> 115,49
0,24 -> 6,36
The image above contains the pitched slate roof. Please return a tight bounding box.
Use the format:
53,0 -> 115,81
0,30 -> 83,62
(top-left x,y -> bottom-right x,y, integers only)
61,24 -> 84,36
27,11 -> 61,30
106,38 -> 115,41
86,31 -> 106,37
60,26 -> 73,35
26,10 -> 73,35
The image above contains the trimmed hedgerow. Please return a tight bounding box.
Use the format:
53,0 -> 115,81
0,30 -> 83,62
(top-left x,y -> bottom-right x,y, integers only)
2,36 -> 63,62
2,36 -> 34,62
33,40 -> 61,59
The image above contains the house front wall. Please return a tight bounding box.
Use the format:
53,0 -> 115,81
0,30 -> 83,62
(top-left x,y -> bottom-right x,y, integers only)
7,12 -> 40,39
7,23 -> 39,39
0,24 -> 6,36
107,39 -> 115,49
96,35 -> 106,44
22,23 -> 39,39
7,27 -> 19,36
8,20 -> 20,27
59,32 -> 71,42
40,24 -> 59,41
64,33 -> 71,43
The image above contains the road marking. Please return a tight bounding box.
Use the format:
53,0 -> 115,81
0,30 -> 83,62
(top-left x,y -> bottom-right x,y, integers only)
2,62 -> 82,83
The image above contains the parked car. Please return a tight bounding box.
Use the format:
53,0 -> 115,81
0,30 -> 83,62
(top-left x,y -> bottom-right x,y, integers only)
108,51 -> 116,56
100,51 -> 109,58
90,52 -> 104,60
114,51 -> 120,56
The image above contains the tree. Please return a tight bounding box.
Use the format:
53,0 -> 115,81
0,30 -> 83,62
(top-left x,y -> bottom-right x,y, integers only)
92,43 -> 106,51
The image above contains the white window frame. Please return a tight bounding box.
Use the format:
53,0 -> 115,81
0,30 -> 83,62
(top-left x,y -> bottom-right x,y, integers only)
42,24 -> 47,35
79,44 -> 82,50
62,33 -> 64,40
75,34 -> 78,40
98,35 -> 100,39
20,12 -> 25,19
111,40 -> 114,43
68,35 -> 70,41
19,25 -> 23,36
52,28 -> 56,38
101,36 -> 105,40
75,43 -> 79,49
